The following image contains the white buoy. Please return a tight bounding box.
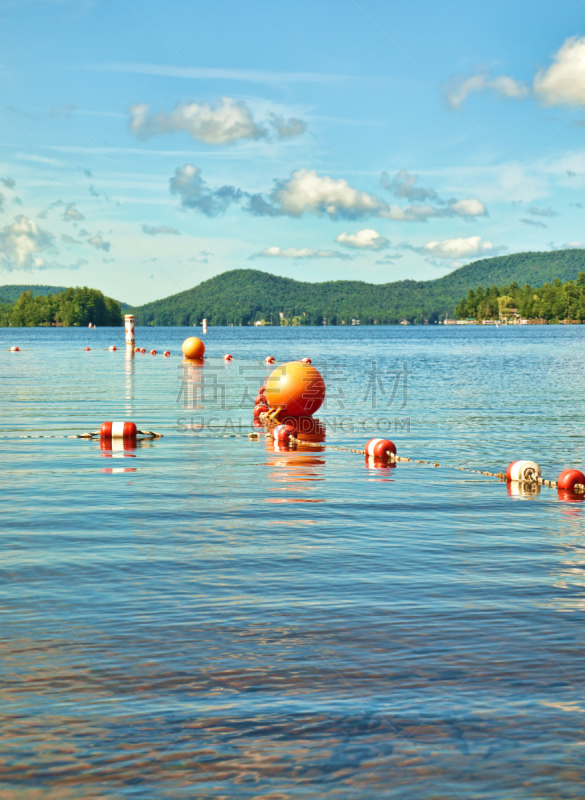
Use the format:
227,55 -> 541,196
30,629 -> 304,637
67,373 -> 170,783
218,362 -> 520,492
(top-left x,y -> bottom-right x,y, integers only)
125,314 -> 135,345
202,318 -> 207,334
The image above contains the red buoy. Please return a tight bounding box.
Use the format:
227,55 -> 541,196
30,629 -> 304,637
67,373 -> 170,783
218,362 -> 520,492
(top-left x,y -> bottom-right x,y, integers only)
265,356 -> 275,364
258,385 -> 267,394
224,354 -> 233,361
558,469 -> 585,490
100,421 -> 137,439
265,362 -> 326,417
272,423 -> 297,442
255,394 -> 268,406
10,346 -> 19,352
300,357 -> 311,364
109,345 -> 117,351
164,351 -> 170,357
140,348 -> 146,354
150,349 -> 156,355
84,346 -> 90,351
253,404 -> 269,417
365,438 -> 396,459
135,347 -> 140,352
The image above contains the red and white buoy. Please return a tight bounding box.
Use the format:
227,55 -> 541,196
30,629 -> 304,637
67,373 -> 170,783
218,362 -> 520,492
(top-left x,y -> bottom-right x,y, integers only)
140,348 -> 146,354
125,314 -> 135,345
365,438 -> 396,460
134,346 -> 140,353
224,354 -> 233,361
109,345 -> 117,351
164,350 -> 170,357
300,357 -> 311,364
10,346 -> 19,352
506,460 -> 540,482
265,356 -> 275,364
150,349 -> 156,355
100,421 -> 137,439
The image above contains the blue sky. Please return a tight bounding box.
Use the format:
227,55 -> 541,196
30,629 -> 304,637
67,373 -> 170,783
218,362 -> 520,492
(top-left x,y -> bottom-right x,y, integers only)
1,0 -> 585,304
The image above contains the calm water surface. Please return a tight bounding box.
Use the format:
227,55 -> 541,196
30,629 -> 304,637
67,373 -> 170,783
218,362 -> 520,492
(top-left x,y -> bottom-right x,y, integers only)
2,324 -> 585,799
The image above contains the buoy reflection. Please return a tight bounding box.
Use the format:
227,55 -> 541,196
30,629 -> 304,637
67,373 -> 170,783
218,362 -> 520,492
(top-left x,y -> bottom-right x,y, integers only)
265,418 -> 325,500
365,455 -> 397,482
100,439 -> 137,459
507,482 -> 541,498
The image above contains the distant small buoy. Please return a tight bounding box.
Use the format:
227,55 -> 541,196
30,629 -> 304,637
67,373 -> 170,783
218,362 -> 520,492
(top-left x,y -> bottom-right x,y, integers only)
134,347 -> 140,352
558,469 -> 585,490
224,354 -> 233,361
150,349 -> 156,355
109,345 -> 117,351
255,394 -> 267,406
140,348 -> 146,354
272,423 -> 297,442
506,460 -> 540,482
10,346 -> 19,352
265,356 -> 275,364
100,421 -> 137,439
164,350 -> 170,357
253,404 -> 269,417
84,346 -> 90,351
365,438 -> 396,460
182,337 -> 205,359
300,357 -> 312,364
265,362 -> 326,416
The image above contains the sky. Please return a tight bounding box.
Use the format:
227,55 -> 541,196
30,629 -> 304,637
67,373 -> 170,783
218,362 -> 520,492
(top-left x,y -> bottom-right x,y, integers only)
1,0 -> 585,304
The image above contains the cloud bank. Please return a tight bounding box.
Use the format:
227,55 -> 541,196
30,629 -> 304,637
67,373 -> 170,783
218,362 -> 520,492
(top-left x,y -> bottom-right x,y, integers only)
250,246 -> 352,260
336,228 -> 389,249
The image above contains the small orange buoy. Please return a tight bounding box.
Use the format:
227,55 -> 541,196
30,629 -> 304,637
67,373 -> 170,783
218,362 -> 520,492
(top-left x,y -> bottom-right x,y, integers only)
265,361 -> 326,417
164,351 -> 170,357
365,438 -> 396,459
253,404 -> 269,417
135,347 -> 140,352
140,348 -> 146,354
109,345 -> 117,351
100,421 -> 137,439
265,356 -> 275,364
255,394 -> 267,406
224,354 -> 233,361
182,336 -> 205,359
84,346 -> 91,351
10,346 -> 19,352
150,349 -> 157,355
300,357 -> 311,364
272,423 -> 297,442
558,468 -> 585,490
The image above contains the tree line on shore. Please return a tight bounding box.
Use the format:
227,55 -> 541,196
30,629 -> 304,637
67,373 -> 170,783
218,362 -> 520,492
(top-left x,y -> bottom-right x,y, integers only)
455,274 -> 585,322
0,287 -> 123,327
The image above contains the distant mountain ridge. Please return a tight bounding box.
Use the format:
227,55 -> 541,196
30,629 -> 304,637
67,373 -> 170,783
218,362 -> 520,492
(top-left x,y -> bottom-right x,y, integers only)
0,285 -> 131,310
130,248 -> 585,326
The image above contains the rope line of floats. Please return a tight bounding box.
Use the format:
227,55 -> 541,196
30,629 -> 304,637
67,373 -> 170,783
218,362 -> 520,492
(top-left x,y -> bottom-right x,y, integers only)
6,330 -> 585,499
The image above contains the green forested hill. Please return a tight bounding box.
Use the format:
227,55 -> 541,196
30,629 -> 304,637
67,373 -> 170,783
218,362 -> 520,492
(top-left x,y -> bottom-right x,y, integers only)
131,249 -> 585,326
0,284 -> 68,303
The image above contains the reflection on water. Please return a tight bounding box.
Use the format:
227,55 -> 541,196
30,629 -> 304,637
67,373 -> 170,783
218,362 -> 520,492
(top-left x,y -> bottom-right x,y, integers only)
3,325 -> 585,799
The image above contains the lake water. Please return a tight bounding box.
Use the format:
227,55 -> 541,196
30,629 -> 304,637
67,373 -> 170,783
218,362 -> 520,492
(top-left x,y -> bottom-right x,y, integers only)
2,324 -> 585,799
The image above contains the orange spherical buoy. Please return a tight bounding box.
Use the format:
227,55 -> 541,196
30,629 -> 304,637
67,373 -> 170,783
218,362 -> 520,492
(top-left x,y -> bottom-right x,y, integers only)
265,355 -> 275,364
84,346 -> 91,351
150,349 -> 157,355
140,348 -> 146,354
365,439 -> 396,460
265,361 -> 326,417
300,357 -> 311,364
224,354 -> 233,361
134,346 -> 140,352
253,403 -> 269,417
182,337 -> 205,359
558,469 -> 585,490
164,350 -> 170,357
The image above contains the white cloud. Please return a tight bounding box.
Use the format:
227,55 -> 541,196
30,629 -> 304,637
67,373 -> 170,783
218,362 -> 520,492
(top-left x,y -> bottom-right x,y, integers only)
269,113 -> 307,138
170,164 -> 244,216
129,98 -> 267,145
449,198 -> 487,216
87,62 -> 349,84
422,236 -> 495,259
0,216 -> 54,271
63,204 -> 85,222
447,73 -> 529,107
271,169 -> 385,218
534,36 -> 585,106
564,241 -> 585,249
381,169 -> 438,202
87,233 -> 111,251
251,246 -> 352,260
142,224 -> 181,236
336,228 -> 389,250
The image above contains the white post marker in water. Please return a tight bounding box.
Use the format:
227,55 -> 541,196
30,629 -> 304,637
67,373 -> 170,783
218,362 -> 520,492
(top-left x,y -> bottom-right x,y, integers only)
125,314 -> 135,345
202,318 -> 207,334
